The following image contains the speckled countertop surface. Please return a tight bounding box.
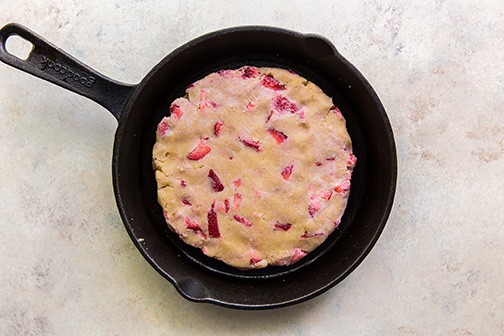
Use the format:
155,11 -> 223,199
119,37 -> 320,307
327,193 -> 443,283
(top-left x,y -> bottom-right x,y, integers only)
1,1 -> 503,335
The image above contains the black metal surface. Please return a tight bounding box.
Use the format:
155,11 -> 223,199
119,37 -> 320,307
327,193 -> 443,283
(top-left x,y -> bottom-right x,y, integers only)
0,23 -> 397,309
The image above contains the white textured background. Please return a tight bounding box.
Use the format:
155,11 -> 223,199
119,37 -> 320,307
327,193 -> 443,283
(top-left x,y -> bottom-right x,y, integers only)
1,1 -> 503,335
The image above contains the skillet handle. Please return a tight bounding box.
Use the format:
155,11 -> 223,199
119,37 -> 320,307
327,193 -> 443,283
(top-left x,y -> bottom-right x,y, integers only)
0,23 -> 134,120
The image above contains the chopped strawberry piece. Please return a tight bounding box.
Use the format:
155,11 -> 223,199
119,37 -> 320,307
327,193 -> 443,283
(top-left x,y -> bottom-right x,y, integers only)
319,189 -> 333,200
216,199 -> 230,214
179,179 -> 187,187
199,89 -> 208,111
261,75 -> 286,90
185,217 -> 203,233
291,248 -> 307,263
274,221 -> 292,231
187,140 -> 211,160
208,169 -> 224,192
334,219 -> 341,228
239,137 -> 261,151
182,199 -> 192,206
157,119 -> 170,137
326,157 -> 336,161
250,257 -> 262,265
207,202 -> 220,238
281,165 -> 294,181
232,178 -> 242,187
274,95 -> 300,114
308,194 -> 322,218
234,193 -> 242,210
316,162 -> 323,166
266,110 -> 274,123
218,69 -> 231,76
242,66 -> 258,79
300,231 -> 324,239
334,179 -> 351,193
246,101 -> 256,110
233,215 -> 252,227
287,69 -> 297,74
214,120 -> 223,136
170,104 -> 183,119
163,211 -> 169,223
267,128 -> 288,144
330,105 -> 343,117
347,153 -> 357,167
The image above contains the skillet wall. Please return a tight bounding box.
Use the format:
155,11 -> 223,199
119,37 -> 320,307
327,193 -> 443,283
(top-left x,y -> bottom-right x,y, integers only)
112,27 -> 396,308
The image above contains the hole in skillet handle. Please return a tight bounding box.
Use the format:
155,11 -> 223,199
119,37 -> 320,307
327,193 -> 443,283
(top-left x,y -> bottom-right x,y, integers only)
4,35 -> 34,60
143,56 -> 366,280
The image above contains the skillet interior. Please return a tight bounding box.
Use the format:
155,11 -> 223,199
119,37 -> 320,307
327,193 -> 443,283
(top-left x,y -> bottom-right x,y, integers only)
113,27 -> 396,309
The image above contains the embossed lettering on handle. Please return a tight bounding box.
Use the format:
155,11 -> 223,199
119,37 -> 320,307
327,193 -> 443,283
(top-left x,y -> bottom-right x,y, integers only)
0,23 -> 135,120
38,56 -> 96,87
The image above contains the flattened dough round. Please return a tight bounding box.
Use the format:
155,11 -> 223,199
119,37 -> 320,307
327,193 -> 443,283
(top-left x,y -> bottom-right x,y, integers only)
152,66 -> 356,269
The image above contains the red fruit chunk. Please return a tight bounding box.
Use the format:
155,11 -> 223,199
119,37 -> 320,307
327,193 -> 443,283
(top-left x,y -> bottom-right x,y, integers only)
316,162 -> 323,166
334,179 -> 351,193
319,189 -> 333,200
224,199 -> 230,213
163,211 -> 169,223
157,120 -> 170,137
291,248 -> 307,263
214,120 -> 223,136
234,193 -> 242,210
242,66 -> 258,79
250,257 -> 262,265
185,217 -> 203,234
347,153 -> 357,167
218,69 -> 231,76
233,178 -> 242,187
182,199 -> 192,206
281,165 -> 294,181
187,140 -> 211,160
261,75 -> 286,90
246,101 -> 256,110
208,169 -> 224,192
274,221 -> 292,231
199,89 -> 208,111
239,137 -> 261,151
233,215 -> 252,227
267,128 -> 288,144
207,202 -> 221,238
274,95 -> 300,114
330,105 -> 343,117
308,194 -> 322,218
170,104 -> 183,119
180,179 -> 187,187
266,110 -> 274,123
300,231 -> 324,239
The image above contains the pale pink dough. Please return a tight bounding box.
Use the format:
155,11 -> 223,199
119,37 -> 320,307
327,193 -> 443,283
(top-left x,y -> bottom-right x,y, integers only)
152,66 -> 356,269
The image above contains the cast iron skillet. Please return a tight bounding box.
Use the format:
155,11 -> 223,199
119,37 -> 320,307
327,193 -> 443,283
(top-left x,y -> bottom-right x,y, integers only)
0,23 -> 396,309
